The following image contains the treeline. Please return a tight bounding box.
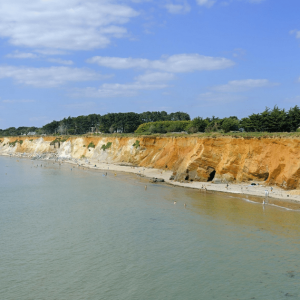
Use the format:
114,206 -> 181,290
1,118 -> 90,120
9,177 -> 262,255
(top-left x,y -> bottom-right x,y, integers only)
136,106 -> 300,134
135,117 -> 239,134
1,106 -> 300,137
0,126 -> 39,137
0,111 -> 190,136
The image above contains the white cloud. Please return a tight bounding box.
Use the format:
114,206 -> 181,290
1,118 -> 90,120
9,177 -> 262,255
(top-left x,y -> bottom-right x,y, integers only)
35,49 -> 68,56
165,1 -> 191,14
63,102 -> 96,109
135,72 -> 175,82
0,66 -> 109,87
197,0 -> 264,7
71,82 -> 169,98
6,51 -> 74,65
2,99 -> 35,104
87,54 -> 234,72
213,79 -> 279,92
196,0 -> 216,7
29,116 -> 49,122
0,0 -> 138,51
47,58 -> 74,65
284,95 -> 300,103
6,51 -> 38,59
198,92 -> 243,105
248,0 -> 265,3
290,30 -> 300,39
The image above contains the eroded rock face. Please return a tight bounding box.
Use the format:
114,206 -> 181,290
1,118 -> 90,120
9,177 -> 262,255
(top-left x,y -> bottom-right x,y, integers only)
2,136 -> 300,189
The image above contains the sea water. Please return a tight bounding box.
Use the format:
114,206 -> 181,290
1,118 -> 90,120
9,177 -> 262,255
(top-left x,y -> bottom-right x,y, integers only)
1,156 -> 300,300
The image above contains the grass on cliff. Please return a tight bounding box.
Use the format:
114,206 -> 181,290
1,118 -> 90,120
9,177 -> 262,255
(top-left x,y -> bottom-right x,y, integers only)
8,140 -> 23,147
4,132 -> 300,140
88,142 -> 95,148
101,142 -> 112,151
133,140 -> 140,148
82,132 -> 300,139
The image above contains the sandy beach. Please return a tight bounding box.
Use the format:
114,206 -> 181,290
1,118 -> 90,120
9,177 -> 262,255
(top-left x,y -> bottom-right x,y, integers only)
3,151 -> 300,205
66,156 -> 300,204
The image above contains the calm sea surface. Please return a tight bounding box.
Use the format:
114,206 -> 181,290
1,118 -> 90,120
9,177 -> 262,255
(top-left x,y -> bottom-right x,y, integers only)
1,156 -> 300,300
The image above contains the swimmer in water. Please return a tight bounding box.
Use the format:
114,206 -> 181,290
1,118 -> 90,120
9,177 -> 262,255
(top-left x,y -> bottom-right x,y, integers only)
145,185 -> 147,190
174,201 -> 177,204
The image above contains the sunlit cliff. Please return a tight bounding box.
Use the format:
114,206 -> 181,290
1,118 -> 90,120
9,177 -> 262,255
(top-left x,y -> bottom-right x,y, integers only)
1,136 -> 300,190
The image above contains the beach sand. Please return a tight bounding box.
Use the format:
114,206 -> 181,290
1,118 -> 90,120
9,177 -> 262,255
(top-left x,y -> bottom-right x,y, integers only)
68,157 -> 300,204
3,152 -> 300,204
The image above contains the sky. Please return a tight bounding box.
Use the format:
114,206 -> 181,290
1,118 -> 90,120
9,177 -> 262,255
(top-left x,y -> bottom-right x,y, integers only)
0,0 -> 300,128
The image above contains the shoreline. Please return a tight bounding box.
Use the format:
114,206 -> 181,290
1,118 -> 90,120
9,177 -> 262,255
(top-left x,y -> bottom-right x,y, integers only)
3,152 -> 300,205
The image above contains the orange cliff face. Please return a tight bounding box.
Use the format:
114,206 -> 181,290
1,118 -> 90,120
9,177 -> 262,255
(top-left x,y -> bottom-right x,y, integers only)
1,136 -> 300,190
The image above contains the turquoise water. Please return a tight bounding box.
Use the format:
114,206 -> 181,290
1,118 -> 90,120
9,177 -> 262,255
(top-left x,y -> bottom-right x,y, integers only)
1,156 -> 300,300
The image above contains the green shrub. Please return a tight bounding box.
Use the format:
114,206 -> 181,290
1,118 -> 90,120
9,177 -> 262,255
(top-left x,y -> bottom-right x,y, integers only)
29,139 -> 33,142
50,138 -> 60,145
133,140 -> 140,148
60,137 -> 69,143
83,145 -> 86,147
135,121 -> 191,134
101,142 -> 112,151
81,155 -> 86,159
88,142 -> 95,148
9,140 -> 22,147
221,118 -> 240,133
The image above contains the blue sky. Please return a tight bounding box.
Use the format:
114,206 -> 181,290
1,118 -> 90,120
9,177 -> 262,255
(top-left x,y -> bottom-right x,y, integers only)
0,0 -> 299,128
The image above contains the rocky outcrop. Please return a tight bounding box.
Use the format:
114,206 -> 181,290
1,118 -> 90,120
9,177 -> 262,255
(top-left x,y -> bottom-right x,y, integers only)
1,136 -> 300,190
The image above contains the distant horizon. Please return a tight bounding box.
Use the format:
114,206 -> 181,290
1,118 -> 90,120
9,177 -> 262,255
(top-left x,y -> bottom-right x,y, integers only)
1,0 -> 299,128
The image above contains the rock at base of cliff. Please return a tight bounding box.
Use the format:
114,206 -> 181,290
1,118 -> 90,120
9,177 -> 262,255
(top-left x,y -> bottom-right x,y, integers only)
150,177 -> 165,183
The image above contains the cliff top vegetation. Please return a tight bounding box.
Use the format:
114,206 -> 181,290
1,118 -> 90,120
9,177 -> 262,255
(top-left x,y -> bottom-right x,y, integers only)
1,106 -> 300,137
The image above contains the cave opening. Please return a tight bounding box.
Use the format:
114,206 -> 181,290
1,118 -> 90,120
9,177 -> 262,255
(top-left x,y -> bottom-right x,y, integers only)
208,169 -> 216,182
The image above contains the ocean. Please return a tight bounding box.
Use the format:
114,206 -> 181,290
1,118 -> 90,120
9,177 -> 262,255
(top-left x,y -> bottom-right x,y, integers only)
1,156 -> 300,299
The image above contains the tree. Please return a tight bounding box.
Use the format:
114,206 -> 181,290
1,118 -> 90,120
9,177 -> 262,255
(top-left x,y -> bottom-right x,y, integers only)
221,118 -> 239,133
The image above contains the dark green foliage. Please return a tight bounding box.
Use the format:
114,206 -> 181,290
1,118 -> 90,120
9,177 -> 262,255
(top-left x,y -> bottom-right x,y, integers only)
186,117 -> 208,133
88,142 -> 95,148
50,138 -> 61,145
37,111 -> 190,135
221,118 -> 240,133
240,106 -> 292,132
135,121 -> 191,134
101,142 -> 112,151
133,140 -> 140,148
9,140 -> 21,147
0,126 -> 39,137
60,137 -> 69,143
3,106 -> 300,136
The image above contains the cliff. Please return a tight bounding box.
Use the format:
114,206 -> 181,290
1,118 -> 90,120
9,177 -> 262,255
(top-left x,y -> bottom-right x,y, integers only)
1,136 -> 300,190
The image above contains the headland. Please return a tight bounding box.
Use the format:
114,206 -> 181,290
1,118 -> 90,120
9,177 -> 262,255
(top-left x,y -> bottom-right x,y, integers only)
1,135 -> 300,203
